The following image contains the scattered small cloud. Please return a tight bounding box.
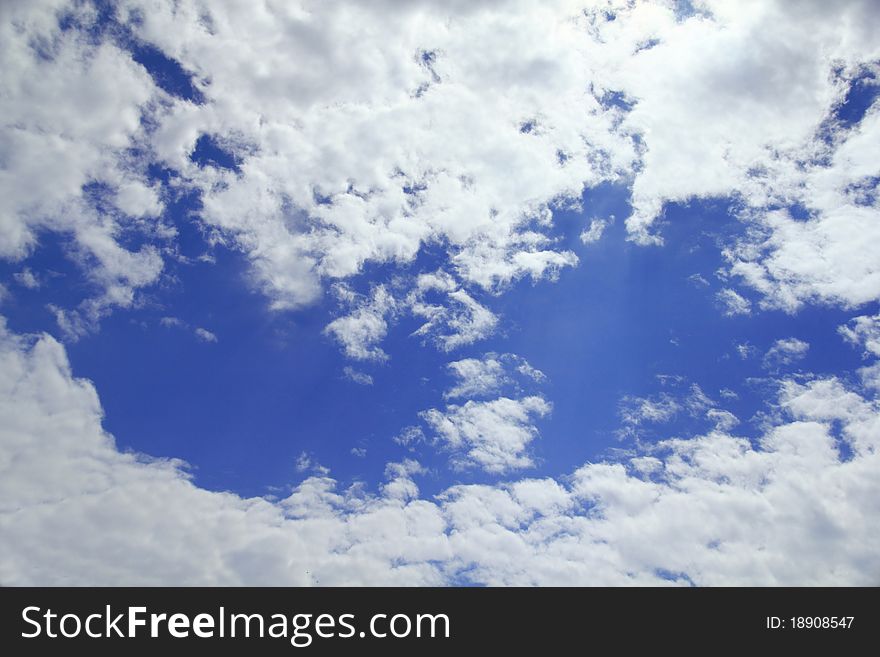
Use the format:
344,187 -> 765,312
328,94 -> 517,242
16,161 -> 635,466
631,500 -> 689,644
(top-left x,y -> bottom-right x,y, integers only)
324,284 -> 396,362
295,452 -> 329,476
194,327 -> 218,343
343,366 -> 373,386
580,217 -> 610,244
838,313 -> 880,357
393,426 -> 425,448
716,288 -> 752,317
14,268 -> 40,289
688,273 -> 710,288
408,273 -> 497,352
160,316 -> 185,328
618,383 -> 725,439
763,338 -> 809,371
444,352 -> 544,400
421,396 -> 551,473
706,408 -> 739,432
656,374 -> 685,386
516,361 -> 546,383
736,342 -> 757,359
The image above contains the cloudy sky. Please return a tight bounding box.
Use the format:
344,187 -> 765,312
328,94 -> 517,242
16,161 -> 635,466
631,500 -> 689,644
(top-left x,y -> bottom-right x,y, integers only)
1,0 -> 879,585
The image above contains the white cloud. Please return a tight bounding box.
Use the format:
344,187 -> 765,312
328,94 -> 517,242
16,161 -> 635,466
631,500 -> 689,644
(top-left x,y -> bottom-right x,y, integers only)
858,362 -> 880,392
406,271 -> 498,352
420,351 -> 551,472
343,367 -> 374,386
1,321 -> 879,585
839,313 -> 880,357
619,393 -> 681,430
1,2 -> 170,336
580,217 -> 610,244
706,408 -> 739,432
194,327 -> 218,343
516,360 -> 546,383
618,383 -> 723,438
445,355 -> 508,399
444,352 -> 545,399
324,285 -> 396,361
3,0 -> 879,342
110,0 -> 633,315
763,338 -> 810,370
568,1 -> 880,312
688,273 -> 710,288
13,268 -> 40,290
4,0 -> 880,588
582,1 -> 880,236
393,426 -> 425,448
421,396 -> 551,474
716,288 -> 752,317
295,452 -> 329,477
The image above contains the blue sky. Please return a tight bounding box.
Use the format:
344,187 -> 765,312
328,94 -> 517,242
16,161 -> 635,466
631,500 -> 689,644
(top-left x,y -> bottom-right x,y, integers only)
3,183 -> 869,497
1,0 -> 879,586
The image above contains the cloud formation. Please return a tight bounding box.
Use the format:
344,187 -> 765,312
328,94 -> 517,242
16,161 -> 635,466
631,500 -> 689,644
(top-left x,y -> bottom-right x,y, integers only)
763,338 -> 810,371
1,322 -> 878,585
3,1 -> 878,342
3,0 -> 880,590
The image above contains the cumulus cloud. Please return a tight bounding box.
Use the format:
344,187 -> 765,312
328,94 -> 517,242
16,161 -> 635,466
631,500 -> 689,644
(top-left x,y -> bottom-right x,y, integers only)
1,2 -> 169,336
716,288 -> 752,317
113,0 -> 632,312
159,316 -> 185,329
763,338 -> 810,371
421,396 -> 552,474
618,383 -> 719,439
688,273 -> 710,288
4,0 -> 880,590
445,356 -> 508,400
736,342 -> 757,360
444,352 -> 545,399
719,78 -> 880,312
568,1 -> 880,313
159,317 -> 218,343
1,322 -> 879,585
393,426 -> 426,449
413,351 -> 552,472
323,271 -> 501,360
342,367 -> 374,386
295,452 -> 329,477
619,393 -> 681,430
580,217 -> 610,244
586,1 -> 879,229
324,285 -> 397,361
839,313 -> 880,357
407,272 -> 498,352
5,0 -> 877,341
13,269 -> 40,290
194,327 -> 218,343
